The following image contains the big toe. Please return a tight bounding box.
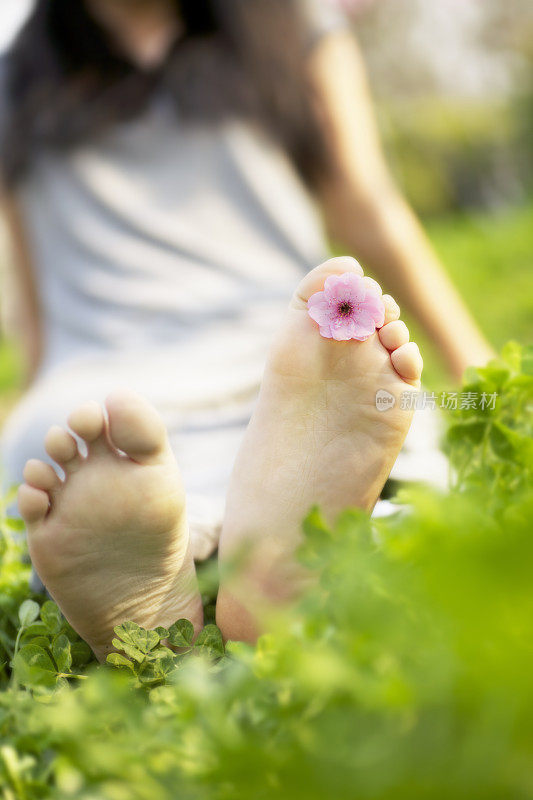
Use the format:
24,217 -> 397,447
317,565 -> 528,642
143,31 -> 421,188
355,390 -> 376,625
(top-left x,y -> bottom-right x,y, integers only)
105,390 -> 169,464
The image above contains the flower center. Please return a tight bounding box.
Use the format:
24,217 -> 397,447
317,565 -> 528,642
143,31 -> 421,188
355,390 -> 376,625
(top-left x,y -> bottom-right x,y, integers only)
337,301 -> 354,317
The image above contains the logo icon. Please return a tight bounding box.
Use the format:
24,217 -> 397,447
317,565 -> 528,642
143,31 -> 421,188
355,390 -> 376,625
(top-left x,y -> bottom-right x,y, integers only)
375,389 -> 395,412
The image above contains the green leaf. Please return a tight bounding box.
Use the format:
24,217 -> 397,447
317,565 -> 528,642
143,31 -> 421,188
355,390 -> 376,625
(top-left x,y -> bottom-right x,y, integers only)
18,600 -> 40,628
136,650 -> 178,684
462,365 -> 481,387
167,620 -> 195,648
27,637 -> 51,650
490,422 -> 533,466
113,621 -> 160,654
501,340 -> 523,372
194,625 -> 224,659
151,646 -> 176,662
490,422 -> 517,460
299,507 -> 333,567
302,506 -> 331,539
20,622 -> 50,641
447,420 -> 486,446
13,644 -> 58,689
476,364 -> 510,389
522,345 -> 533,376
70,641 -> 94,668
111,638 -> 146,664
52,635 -> 72,673
107,652 -> 134,670
40,601 -> 63,634
137,661 -> 167,685
154,651 -> 178,676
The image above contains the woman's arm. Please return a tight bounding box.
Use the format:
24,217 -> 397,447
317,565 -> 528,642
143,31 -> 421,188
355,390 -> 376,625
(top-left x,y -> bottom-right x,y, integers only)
1,194 -> 43,383
308,32 -> 495,380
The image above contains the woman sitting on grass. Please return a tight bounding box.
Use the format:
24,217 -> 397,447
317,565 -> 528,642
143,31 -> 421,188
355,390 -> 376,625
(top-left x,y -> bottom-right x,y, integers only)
0,0 -> 492,654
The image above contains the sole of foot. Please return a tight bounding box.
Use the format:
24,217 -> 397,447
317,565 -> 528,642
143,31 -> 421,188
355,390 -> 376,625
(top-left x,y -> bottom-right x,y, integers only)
18,390 -> 203,662
216,257 -> 423,642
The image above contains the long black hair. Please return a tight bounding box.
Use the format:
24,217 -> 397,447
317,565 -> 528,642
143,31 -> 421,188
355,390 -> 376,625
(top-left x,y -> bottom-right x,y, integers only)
1,0 -> 330,188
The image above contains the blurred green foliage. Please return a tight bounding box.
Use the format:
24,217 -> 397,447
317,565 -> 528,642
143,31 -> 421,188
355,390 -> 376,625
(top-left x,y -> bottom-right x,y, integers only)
382,98 -> 531,218
0,343 -> 531,799
0,339 -> 21,395
429,204 -> 533,346
405,202 -> 532,388
0,339 -> 22,428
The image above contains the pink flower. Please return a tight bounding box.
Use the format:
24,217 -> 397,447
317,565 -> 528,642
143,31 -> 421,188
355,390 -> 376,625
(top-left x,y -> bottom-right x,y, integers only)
307,272 -> 385,341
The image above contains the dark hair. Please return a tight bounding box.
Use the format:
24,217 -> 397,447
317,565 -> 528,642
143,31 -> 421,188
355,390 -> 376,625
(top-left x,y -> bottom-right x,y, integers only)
0,0 -> 330,188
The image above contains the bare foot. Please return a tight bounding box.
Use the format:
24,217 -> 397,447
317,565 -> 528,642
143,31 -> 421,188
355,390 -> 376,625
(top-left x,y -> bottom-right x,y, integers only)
217,258 -> 423,641
18,391 -> 203,661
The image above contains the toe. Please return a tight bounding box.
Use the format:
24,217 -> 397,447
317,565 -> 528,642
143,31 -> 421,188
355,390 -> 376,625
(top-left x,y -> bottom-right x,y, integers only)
23,459 -> 61,493
382,295 -> 401,325
293,257 -> 364,309
105,390 -> 169,464
391,342 -> 423,386
45,426 -> 82,474
379,320 -> 410,352
363,276 -> 382,296
68,401 -> 109,455
18,484 -> 50,526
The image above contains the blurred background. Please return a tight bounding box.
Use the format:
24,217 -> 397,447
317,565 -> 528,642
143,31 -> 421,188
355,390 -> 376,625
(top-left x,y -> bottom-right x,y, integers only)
0,0 -> 532,419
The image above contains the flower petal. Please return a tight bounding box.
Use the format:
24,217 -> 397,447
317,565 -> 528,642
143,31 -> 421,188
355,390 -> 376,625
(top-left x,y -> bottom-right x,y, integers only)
319,325 -> 333,339
323,274 -> 343,296
363,292 -> 385,327
343,273 -> 366,302
332,328 -> 352,341
308,290 -> 327,309
351,311 -> 377,340
324,273 -> 365,303
330,319 -> 355,341
308,301 -> 334,326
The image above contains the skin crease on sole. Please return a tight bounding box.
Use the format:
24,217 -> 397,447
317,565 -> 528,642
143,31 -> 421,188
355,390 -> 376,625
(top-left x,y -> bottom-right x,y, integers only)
18,257 -> 423,654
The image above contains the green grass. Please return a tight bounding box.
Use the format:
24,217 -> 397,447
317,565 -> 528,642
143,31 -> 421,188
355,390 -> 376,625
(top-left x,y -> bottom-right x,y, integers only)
428,202 -> 533,347
1,345 -> 532,799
